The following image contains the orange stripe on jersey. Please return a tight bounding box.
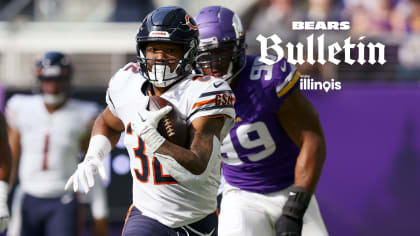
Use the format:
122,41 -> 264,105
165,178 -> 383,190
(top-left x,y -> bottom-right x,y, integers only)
198,76 -> 211,82
192,75 -> 212,82
126,122 -> 133,135
192,98 -> 216,110
192,97 -> 237,110
121,205 -> 134,236
123,64 -> 140,73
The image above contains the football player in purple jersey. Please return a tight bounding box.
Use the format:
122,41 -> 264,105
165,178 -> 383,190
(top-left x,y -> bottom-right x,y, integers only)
196,6 -> 328,236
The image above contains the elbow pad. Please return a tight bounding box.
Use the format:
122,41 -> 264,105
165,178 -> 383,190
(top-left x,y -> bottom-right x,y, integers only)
154,136 -> 221,187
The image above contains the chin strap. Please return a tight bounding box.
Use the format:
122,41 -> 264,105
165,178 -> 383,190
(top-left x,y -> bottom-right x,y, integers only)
224,55 -> 246,84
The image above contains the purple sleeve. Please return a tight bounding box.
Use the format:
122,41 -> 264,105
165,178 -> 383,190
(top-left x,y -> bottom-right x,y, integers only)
263,58 -> 300,110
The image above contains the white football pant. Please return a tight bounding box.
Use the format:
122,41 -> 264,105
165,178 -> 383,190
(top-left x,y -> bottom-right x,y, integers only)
218,183 -> 329,236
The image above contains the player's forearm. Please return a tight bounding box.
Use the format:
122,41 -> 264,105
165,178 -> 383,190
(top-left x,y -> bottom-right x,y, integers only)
65,115 -> 114,192
91,112 -> 122,148
93,218 -> 108,236
9,150 -> 19,186
154,134 -> 221,185
294,131 -> 326,194
0,117 -> 11,182
155,116 -> 223,175
0,142 -> 11,182
6,126 -> 20,185
157,140 -> 209,175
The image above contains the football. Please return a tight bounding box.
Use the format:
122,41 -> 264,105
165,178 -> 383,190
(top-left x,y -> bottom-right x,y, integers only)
148,96 -> 189,148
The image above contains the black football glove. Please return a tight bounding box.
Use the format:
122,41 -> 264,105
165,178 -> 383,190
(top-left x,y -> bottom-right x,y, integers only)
275,215 -> 302,236
275,186 -> 311,236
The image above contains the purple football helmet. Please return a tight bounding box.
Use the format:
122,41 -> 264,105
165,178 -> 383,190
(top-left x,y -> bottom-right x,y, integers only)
195,6 -> 246,82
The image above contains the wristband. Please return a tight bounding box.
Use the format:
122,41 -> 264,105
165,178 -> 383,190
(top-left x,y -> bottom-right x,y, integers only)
85,135 -> 112,161
0,181 -> 8,211
140,126 -> 165,153
282,185 -> 311,220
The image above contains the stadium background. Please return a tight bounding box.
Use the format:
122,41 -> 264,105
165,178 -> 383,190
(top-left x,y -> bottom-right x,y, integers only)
1,0 -> 419,235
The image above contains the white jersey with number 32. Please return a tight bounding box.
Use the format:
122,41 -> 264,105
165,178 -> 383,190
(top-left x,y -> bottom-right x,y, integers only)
106,62 -> 235,228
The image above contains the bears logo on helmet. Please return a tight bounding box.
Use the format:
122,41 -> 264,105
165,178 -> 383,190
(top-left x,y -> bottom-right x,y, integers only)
136,6 -> 199,88
185,15 -> 198,30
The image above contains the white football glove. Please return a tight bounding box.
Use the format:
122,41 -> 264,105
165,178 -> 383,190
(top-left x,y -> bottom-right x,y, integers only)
65,135 -> 111,194
131,105 -> 172,153
65,155 -> 107,194
0,181 -> 9,233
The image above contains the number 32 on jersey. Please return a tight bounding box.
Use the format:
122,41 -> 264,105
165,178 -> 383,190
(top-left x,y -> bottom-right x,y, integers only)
126,123 -> 178,185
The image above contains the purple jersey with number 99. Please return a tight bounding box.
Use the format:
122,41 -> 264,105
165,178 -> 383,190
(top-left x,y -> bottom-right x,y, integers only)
221,55 -> 301,194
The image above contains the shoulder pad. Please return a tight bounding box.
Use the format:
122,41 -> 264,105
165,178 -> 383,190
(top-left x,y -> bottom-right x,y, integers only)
108,63 -> 141,92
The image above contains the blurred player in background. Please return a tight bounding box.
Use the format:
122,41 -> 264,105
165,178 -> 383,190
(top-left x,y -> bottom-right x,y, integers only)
5,51 -> 108,236
0,113 -> 12,234
65,6 -> 235,236
196,6 -> 328,236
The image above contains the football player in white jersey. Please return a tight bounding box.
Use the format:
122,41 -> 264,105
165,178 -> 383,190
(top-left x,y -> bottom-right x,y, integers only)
5,52 -> 109,236
65,6 -> 235,236
196,6 -> 328,236
0,113 -> 12,233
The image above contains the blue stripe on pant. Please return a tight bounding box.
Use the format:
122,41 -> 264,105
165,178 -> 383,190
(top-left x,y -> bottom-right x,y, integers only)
122,205 -> 218,236
21,193 -> 78,236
